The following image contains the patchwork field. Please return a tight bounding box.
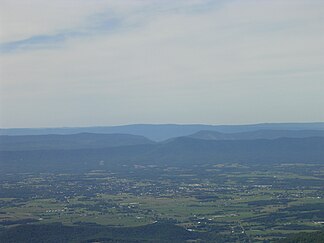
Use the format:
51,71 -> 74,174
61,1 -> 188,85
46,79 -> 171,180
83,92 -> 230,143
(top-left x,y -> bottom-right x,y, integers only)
0,163 -> 323,242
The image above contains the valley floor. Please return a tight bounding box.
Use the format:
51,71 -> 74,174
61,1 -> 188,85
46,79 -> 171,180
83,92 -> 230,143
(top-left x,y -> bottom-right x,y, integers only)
0,163 -> 323,242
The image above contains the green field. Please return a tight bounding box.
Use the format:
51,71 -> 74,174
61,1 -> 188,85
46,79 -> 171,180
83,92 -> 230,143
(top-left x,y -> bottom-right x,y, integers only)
0,163 -> 323,242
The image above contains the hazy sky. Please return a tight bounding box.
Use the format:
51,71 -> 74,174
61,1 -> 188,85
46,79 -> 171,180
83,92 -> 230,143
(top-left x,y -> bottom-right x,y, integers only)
0,0 -> 323,128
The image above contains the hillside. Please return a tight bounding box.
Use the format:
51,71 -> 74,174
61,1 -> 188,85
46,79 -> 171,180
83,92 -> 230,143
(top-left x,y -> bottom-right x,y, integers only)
1,137 -> 323,173
1,123 -> 324,141
188,130 -> 324,140
0,133 -> 154,151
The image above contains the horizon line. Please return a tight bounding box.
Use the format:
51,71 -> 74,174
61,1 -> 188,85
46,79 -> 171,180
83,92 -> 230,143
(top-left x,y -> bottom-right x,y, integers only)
1,121 -> 324,130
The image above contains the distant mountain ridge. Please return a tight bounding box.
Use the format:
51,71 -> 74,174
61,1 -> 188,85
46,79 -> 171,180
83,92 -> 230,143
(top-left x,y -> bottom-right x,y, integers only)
2,129 -> 324,152
1,122 -> 324,141
0,133 -> 154,151
1,124 -> 324,173
151,136 -> 324,164
188,129 -> 324,140
1,137 -> 324,173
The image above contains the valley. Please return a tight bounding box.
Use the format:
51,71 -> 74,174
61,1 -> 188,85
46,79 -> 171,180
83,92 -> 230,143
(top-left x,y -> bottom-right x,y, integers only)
0,163 -> 323,242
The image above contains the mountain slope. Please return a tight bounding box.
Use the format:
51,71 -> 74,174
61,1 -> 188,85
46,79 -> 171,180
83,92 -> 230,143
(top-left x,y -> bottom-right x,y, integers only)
1,137 -> 323,172
188,130 -> 324,140
1,123 -> 324,141
0,133 -> 154,151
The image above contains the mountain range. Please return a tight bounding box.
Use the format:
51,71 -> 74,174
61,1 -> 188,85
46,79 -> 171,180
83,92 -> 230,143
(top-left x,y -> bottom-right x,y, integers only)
0,133 -> 153,151
1,122 -> 324,141
1,125 -> 324,173
188,129 -> 324,140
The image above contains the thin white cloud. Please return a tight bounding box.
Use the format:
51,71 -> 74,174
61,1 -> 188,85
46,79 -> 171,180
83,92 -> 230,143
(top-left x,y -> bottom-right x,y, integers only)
0,0 -> 134,43
0,0 -> 216,46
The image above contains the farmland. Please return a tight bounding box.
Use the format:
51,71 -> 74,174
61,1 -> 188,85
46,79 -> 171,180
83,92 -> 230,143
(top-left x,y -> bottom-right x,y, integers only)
0,162 -> 323,242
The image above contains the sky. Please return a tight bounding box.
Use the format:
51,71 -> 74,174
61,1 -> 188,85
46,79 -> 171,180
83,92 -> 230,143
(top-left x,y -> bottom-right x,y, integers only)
0,0 -> 323,128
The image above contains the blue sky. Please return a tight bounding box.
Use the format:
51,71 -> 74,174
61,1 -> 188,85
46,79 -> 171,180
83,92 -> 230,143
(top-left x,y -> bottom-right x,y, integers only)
0,0 -> 323,128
